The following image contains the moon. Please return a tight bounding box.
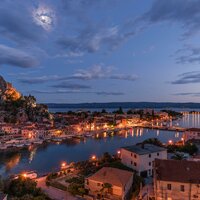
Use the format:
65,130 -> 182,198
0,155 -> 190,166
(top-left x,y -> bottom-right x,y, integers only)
33,6 -> 55,31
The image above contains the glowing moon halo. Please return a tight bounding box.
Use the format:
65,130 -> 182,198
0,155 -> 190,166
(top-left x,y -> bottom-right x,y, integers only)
32,6 -> 55,31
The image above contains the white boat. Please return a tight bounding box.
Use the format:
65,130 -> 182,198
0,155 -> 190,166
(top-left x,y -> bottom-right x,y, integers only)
15,144 -> 25,148
52,138 -> 63,142
33,140 -> 43,144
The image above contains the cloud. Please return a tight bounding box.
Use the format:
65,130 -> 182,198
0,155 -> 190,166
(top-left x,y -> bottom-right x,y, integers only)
140,0 -> 200,38
175,45 -> 200,64
30,90 -> 124,96
51,82 -> 91,90
174,92 -> 200,97
18,75 -> 60,84
18,64 -> 138,83
110,74 -> 138,81
95,92 -> 124,96
0,1 -> 42,43
57,26 -> 124,54
172,71 -> 200,84
67,65 -> 138,81
0,44 -> 38,68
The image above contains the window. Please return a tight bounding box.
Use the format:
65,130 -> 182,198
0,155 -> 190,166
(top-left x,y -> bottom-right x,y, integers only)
180,185 -> 185,192
134,154 -> 137,158
149,162 -> 151,166
86,180 -> 89,185
97,183 -> 101,186
131,161 -> 133,165
157,153 -> 159,156
167,184 -> 171,190
134,162 -> 137,166
149,154 -> 151,158
131,153 -> 133,157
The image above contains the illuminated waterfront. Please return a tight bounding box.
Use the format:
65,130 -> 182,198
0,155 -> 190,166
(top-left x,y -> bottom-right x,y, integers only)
174,112 -> 200,128
0,128 -> 182,177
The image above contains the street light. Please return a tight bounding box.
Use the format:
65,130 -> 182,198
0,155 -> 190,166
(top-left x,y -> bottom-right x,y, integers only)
168,140 -> 173,145
22,173 -> 27,178
61,162 -> 67,169
91,155 -> 96,160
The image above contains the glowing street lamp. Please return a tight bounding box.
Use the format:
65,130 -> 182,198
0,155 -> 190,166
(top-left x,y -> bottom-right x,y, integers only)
61,161 -> 67,169
181,137 -> 185,145
91,155 -> 96,160
22,173 -> 27,178
117,150 -> 121,155
168,140 -> 173,145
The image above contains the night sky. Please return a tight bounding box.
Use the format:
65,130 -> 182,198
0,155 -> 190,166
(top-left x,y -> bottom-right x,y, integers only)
1,0 -> 200,103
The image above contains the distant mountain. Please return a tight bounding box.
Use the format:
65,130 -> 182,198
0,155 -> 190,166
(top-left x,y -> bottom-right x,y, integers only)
47,102 -> 200,109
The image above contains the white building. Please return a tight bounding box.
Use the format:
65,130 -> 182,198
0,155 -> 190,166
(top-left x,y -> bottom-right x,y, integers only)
120,144 -> 167,177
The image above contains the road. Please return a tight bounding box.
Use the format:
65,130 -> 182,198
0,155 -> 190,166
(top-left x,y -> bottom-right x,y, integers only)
36,176 -> 79,200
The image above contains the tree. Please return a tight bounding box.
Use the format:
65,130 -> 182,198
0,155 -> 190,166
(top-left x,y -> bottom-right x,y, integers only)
101,152 -> 113,163
99,183 -> 112,198
101,109 -> 107,114
4,177 -> 50,199
127,110 -> 133,115
172,153 -> 184,160
142,138 -> 164,147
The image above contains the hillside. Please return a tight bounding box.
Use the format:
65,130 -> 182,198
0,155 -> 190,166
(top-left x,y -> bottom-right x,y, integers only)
0,75 -> 52,124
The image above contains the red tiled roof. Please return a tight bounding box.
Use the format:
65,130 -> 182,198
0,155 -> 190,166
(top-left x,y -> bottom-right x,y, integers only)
187,128 -> 200,132
155,159 -> 200,184
88,167 -> 133,187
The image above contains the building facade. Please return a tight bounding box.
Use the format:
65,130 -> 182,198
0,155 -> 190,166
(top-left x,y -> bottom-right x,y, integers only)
121,144 -> 167,177
184,128 -> 200,141
85,167 -> 134,200
154,159 -> 200,200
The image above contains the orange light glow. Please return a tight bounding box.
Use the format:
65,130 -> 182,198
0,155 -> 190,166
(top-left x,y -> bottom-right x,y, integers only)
91,155 -> 96,160
23,173 -> 27,178
168,140 -> 173,144
61,162 -> 67,168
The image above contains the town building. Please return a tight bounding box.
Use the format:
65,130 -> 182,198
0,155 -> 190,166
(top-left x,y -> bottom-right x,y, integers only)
85,167 -> 134,200
184,128 -> 200,141
154,159 -> 200,200
120,144 -> 167,177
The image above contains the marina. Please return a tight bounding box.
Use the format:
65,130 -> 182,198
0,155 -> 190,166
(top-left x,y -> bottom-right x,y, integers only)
0,127 -> 183,177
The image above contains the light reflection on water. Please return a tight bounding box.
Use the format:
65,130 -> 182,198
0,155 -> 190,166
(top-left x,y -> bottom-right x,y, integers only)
175,113 -> 200,128
0,127 -> 182,177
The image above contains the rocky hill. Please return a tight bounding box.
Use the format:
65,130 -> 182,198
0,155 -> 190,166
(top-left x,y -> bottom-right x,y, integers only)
0,76 -> 21,102
0,75 -> 52,124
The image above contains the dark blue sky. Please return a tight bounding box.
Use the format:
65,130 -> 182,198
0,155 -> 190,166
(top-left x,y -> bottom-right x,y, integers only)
1,0 -> 200,103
